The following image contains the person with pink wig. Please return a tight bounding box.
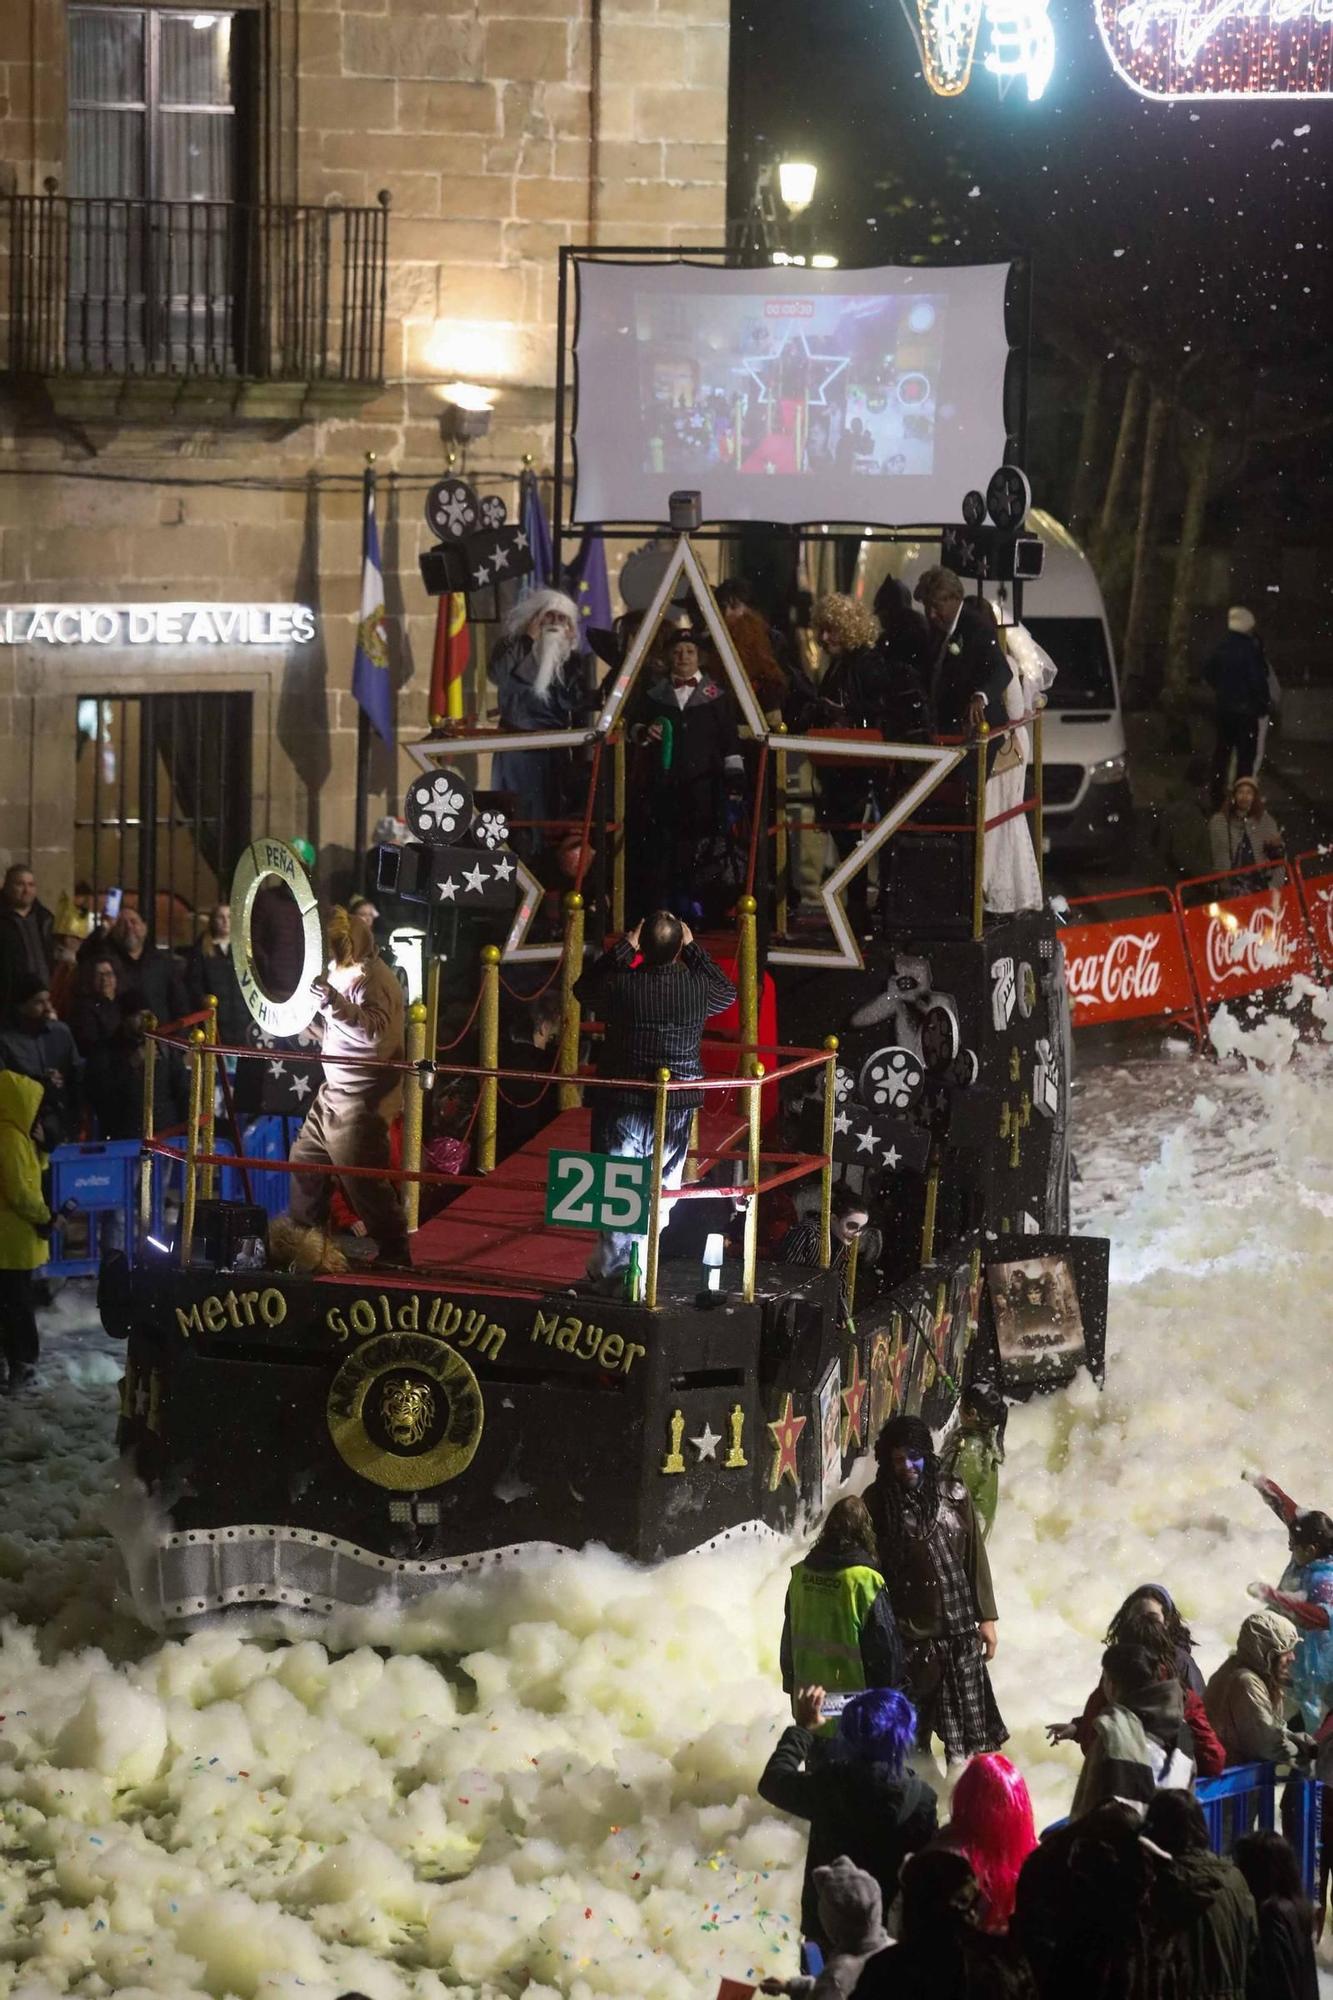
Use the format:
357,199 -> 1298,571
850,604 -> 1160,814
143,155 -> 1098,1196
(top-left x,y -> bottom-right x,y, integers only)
933,1753 -> 1037,1934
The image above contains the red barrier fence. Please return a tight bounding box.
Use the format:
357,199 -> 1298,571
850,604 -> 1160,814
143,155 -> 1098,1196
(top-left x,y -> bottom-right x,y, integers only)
1062,886 -> 1201,1036
1064,855 -> 1333,1033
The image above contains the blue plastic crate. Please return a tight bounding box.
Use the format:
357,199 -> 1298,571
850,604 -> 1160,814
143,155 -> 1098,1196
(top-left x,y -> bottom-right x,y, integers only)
47,1140 -> 141,1277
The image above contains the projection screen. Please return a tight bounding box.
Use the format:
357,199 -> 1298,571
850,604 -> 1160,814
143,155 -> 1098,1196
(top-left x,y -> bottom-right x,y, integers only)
571,260 -> 1014,530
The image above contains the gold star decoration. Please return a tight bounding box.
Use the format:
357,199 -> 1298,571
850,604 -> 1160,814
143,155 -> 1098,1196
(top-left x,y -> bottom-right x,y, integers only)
767,1390 -> 808,1492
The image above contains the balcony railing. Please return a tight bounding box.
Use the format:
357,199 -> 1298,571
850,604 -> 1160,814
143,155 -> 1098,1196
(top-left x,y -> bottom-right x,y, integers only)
4,185 -> 389,386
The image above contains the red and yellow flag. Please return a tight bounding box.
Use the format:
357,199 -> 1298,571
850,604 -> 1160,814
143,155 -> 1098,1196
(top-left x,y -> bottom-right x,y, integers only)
429,592 -> 469,722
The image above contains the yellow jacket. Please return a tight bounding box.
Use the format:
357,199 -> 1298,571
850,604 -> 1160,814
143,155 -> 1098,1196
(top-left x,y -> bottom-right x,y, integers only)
0,1071 -> 50,1270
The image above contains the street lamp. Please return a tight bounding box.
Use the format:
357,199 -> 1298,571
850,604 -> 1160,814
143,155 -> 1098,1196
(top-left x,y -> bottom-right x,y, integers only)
777,160 -> 818,216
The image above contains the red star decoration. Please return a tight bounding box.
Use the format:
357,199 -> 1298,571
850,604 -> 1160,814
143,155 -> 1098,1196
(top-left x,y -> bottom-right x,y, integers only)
841,1345 -> 868,1452
767,1391 -> 807,1492
888,1333 -> 909,1416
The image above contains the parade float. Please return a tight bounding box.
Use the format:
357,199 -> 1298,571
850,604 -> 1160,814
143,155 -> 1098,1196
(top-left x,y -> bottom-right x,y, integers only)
97,252 -> 1108,1631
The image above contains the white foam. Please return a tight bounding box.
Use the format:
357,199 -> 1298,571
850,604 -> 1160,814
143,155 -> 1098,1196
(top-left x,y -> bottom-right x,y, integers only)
4,1029 -> 1333,1990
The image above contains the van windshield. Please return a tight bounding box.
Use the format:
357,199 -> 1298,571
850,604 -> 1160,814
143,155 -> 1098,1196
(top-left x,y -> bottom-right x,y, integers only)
1023,617 -> 1117,711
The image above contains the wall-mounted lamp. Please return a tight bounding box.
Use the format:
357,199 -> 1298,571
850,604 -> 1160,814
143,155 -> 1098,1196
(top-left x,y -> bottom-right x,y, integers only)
439,381 -> 495,444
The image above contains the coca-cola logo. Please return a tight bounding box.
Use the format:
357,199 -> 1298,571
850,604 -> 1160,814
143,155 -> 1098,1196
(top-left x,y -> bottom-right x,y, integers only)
1204,905 -> 1294,984
1064,930 -> 1163,1009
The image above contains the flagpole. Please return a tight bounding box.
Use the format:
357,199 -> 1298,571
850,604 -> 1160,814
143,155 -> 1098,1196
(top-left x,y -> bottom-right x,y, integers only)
353,453 -> 376,871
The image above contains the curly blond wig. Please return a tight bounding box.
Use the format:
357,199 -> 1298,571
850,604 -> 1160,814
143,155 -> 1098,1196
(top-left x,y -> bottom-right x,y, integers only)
813,593 -> 879,655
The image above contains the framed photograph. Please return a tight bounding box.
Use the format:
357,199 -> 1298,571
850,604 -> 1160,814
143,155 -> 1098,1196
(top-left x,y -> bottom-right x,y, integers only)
986,1253 -> 1087,1388
817,1361 -> 842,1500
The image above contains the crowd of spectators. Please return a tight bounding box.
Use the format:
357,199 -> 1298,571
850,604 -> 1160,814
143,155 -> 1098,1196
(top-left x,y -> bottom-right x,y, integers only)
746,1444 -> 1330,2000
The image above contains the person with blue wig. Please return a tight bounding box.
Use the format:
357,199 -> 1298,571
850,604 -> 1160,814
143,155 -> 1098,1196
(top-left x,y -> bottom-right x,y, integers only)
757,1683 -> 937,1951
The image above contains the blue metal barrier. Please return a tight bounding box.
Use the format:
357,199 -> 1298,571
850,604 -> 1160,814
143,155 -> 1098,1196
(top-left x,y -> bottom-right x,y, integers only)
1044,1763 -> 1322,1899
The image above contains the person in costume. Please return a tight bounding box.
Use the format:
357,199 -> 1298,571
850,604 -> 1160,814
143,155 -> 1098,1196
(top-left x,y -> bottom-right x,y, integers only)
287,905 -> 408,1267
779,1495 -> 905,1731
940,1380 -> 1007,1541
1244,1470 -> 1333,1731
627,627 -> 745,918
487,589 -> 590,855
865,1412 -> 1005,1768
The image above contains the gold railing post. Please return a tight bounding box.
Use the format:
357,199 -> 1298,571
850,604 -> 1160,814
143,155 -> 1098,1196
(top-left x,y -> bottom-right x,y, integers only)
742,1059 -> 765,1305
557,889 -> 584,1112
644,1067 -> 670,1310
138,1012 -> 157,1245
478,944 -> 501,1174
736,892 -> 758,1065
612,733 -> 627,935
844,1231 -> 860,1323
199,995 -> 218,1201
1033,704 -> 1045,899
972,723 -> 990,940
819,1035 -> 838,1269
684,1107 -> 700,1184
424,952 -> 442,1069
774,724 -> 789,937
401,1000 -> 428,1233
920,1145 -> 941,1268
180,1027 -> 205,1268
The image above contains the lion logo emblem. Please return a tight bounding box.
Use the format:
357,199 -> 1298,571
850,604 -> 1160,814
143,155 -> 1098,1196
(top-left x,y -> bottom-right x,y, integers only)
379,1375 -> 435,1449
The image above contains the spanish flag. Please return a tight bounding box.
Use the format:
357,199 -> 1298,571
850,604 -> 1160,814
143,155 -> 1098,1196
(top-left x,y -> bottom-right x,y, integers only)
429,592 -> 470,722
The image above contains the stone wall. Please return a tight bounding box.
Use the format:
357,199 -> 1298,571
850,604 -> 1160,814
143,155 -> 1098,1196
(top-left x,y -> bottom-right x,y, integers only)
0,0 -> 729,903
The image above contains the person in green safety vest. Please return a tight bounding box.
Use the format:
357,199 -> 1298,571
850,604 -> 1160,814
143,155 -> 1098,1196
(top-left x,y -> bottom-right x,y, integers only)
780,1496 -> 905,1733
940,1379 -> 1007,1541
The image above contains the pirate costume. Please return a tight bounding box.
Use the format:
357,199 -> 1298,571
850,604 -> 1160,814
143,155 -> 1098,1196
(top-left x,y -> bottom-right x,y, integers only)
866,1414 -> 1007,1763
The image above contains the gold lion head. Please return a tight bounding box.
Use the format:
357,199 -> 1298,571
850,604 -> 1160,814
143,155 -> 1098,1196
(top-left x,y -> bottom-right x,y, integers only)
379,1375 -> 434,1448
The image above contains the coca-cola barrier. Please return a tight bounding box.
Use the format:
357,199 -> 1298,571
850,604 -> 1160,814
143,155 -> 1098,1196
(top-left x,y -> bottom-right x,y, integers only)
1063,861 -> 1333,1033
1062,887 -> 1202,1034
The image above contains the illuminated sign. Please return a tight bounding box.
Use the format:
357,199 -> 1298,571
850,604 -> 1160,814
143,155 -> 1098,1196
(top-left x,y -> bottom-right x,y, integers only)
0,603 -> 317,647
1098,0 -> 1333,95
911,0 -> 1055,99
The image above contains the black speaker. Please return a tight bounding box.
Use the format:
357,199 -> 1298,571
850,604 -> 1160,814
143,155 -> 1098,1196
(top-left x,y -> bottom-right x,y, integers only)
185,1200 -> 270,1272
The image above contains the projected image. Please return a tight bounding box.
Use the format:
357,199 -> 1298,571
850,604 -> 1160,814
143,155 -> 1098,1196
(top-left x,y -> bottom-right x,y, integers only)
638,293 -> 945,485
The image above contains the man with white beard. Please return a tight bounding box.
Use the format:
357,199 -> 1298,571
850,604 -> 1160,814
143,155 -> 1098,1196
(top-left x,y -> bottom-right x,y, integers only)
487,590 -> 590,854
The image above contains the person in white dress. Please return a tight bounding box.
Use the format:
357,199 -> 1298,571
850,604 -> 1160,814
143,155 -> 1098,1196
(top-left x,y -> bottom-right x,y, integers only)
982,619 -> 1055,915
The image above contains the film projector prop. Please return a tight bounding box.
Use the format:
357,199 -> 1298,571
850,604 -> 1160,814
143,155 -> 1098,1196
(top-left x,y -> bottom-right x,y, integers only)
418,477 -> 534,615
376,766 -> 524,922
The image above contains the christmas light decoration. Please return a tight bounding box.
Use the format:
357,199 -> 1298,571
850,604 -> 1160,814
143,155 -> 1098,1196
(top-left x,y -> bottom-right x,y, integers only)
910,0 -> 986,94
1098,0 -> 1333,96
984,0 -> 1056,98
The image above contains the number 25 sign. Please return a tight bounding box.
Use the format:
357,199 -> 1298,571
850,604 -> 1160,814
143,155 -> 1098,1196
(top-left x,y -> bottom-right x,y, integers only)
545,1150 -> 650,1233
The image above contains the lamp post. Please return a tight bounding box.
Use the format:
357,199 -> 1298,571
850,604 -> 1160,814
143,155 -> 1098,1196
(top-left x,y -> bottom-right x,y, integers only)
732,155 -> 820,268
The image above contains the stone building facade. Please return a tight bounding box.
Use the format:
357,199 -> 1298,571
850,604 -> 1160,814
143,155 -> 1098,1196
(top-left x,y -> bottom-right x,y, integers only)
0,0 -> 728,927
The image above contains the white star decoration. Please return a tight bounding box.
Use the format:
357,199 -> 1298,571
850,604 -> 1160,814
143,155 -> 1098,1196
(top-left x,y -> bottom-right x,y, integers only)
883,1143 -> 902,1169
462,863 -> 489,895
266,1059 -> 285,1081
290,1072 -> 313,1103
739,332 -> 850,412
492,853 -> 515,882
437,878 -> 459,902
833,1110 -> 851,1135
690,1423 -> 722,1461
855,1124 -> 879,1156
491,545 -> 510,572
405,533 -> 963,970
472,562 -> 490,585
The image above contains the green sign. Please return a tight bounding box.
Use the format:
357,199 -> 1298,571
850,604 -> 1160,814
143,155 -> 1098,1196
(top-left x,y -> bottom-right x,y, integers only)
545,1150 -> 651,1233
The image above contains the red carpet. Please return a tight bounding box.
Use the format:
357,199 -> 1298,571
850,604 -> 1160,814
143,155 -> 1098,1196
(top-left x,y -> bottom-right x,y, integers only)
408,1104 -> 746,1293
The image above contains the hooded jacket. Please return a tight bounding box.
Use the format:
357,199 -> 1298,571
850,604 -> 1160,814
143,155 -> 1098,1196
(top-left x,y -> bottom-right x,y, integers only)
0,1072 -> 51,1270
1069,1678 -> 1196,1820
769,1856 -> 889,2000
1148,1847 -> 1257,2000
757,1724 -> 938,1947
1203,1611 -> 1301,1765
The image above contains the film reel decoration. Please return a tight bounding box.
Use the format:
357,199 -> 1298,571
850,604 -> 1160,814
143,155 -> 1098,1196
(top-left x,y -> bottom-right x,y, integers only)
327,1333 -> 484,1491
919,998 -> 962,1074
405,768 -> 474,846
478,494 -> 507,531
229,836 -> 325,1040
424,477 -> 481,544
951,1047 -> 980,1089
858,1045 -> 926,1114
1016,961 -> 1038,1020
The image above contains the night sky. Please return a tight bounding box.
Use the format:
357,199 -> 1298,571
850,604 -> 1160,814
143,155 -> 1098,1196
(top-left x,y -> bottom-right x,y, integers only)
728,0 -> 1333,533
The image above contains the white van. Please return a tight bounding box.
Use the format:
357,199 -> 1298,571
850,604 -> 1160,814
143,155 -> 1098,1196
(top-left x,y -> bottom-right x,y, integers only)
856,509 -> 1132,864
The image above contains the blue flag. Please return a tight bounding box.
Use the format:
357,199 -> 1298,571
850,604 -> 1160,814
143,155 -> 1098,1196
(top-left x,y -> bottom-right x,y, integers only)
564,527 -> 612,651
352,478 -> 394,745
519,470 -> 554,596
